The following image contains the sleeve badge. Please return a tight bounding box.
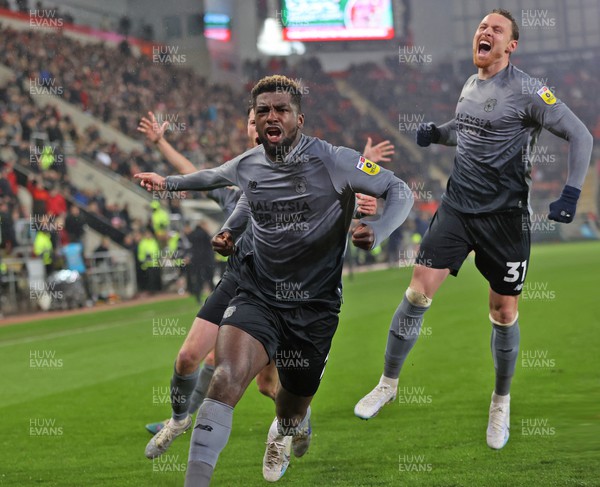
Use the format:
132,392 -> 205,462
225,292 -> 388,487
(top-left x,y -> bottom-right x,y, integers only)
536,86 -> 556,105
356,156 -> 381,175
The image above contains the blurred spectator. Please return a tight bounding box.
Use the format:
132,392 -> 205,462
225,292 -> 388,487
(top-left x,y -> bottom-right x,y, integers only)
2,161 -> 18,196
0,165 -> 15,199
64,205 -> 86,243
46,186 -> 67,216
185,220 -> 215,302
27,174 -> 49,217
46,118 -> 63,144
16,0 -> 28,13
0,200 -> 16,253
93,236 -> 111,267
150,201 -> 169,245
137,227 -> 161,294
33,221 -> 54,276
118,15 -> 131,36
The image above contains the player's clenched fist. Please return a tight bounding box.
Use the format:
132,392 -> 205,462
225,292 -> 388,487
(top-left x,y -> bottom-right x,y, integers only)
416,122 -> 441,147
212,231 -> 235,256
351,223 -> 375,250
548,185 -> 580,223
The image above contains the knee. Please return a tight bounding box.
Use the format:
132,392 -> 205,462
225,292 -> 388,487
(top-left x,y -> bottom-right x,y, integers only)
208,364 -> 245,405
489,305 -> 518,326
405,287 -> 432,307
176,346 -> 200,374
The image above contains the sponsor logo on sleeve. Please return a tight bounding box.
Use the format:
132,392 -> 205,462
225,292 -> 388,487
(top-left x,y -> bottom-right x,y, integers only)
536,86 -> 556,105
356,156 -> 380,176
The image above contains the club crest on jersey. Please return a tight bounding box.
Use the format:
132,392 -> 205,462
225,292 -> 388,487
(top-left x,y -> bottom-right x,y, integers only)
356,156 -> 380,176
484,98 -> 497,112
293,176 -> 307,194
247,180 -> 258,192
537,86 -> 556,105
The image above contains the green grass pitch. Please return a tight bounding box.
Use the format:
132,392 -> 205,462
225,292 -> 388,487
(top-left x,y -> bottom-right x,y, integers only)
2,241 -> 599,486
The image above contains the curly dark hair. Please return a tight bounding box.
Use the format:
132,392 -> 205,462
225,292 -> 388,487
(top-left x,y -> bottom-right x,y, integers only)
251,75 -> 302,111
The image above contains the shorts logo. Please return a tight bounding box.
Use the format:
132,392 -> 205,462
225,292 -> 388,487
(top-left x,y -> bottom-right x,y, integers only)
356,156 -> 380,176
248,180 -> 258,192
484,98 -> 497,112
537,86 -> 556,105
223,306 -> 236,319
293,176 -> 307,194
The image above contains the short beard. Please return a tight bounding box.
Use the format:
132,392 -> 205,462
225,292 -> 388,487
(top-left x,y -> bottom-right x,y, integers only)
473,48 -> 504,69
262,132 -> 298,163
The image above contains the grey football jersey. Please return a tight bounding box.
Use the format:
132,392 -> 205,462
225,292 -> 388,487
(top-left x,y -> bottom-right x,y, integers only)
206,187 -> 242,218
165,134 -> 413,306
438,64 -> 592,213
205,187 -> 252,277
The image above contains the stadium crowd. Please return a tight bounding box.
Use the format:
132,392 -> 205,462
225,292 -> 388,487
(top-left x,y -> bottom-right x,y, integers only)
2,16 -> 597,310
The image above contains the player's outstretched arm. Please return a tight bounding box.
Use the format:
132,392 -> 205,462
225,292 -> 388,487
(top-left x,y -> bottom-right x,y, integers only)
136,156 -> 240,193
137,111 -> 197,175
363,137 -> 395,163
416,120 -> 457,147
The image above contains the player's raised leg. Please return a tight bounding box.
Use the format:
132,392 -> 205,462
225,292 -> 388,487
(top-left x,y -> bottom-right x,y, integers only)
145,317 -> 219,459
487,289 -> 520,449
354,265 -> 448,419
185,324 -> 269,487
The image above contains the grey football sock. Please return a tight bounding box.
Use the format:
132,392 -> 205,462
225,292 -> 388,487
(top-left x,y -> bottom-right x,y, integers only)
184,461 -> 213,487
383,294 -> 429,379
186,398 -> 234,487
491,320 -> 520,396
187,364 -> 215,415
170,364 -> 199,421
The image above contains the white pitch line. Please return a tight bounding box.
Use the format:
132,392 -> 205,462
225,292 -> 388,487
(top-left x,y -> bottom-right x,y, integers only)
0,316 -> 153,348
